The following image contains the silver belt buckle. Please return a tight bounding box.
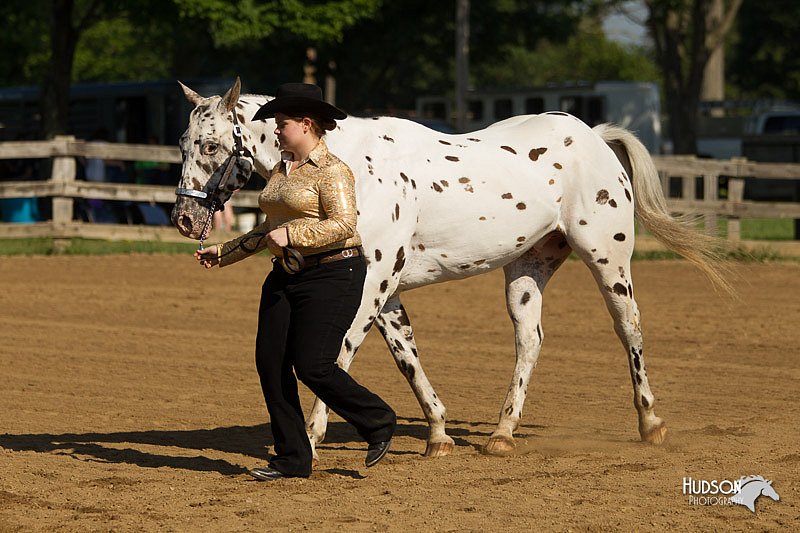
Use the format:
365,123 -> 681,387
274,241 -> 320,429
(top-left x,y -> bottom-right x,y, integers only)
341,248 -> 354,258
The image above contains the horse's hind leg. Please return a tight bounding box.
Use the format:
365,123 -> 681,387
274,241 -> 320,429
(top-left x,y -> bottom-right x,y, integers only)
569,228 -> 666,444
305,293 -> 454,462
375,296 -> 455,457
484,233 -> 571,455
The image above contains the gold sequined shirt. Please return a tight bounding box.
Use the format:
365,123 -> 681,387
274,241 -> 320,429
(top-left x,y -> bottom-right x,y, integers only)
218,138 -> 361,267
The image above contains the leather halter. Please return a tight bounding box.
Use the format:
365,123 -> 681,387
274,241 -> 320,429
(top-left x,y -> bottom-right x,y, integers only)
175,111 -> 247,248
175,111 -> 246,208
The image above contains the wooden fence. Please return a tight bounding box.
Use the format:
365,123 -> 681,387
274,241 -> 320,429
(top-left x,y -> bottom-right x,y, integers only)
1,136 -> 799,252
0,136 -> 260,246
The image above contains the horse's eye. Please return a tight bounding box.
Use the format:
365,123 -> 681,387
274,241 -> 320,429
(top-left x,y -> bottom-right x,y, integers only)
202,142 -> 219,155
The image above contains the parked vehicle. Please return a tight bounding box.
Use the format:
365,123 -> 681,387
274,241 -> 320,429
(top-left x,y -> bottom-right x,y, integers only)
741,109 -> 800,218
744,108 -> 800,136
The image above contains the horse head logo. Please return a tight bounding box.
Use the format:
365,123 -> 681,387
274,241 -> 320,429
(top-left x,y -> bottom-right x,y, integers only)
731,475 -> 780,513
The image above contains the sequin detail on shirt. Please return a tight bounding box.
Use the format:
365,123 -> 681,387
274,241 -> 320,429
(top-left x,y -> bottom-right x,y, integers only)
219,138 -> 361,266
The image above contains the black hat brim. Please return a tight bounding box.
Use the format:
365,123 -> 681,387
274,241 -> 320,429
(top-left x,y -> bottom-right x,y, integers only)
252,96 -> 346,122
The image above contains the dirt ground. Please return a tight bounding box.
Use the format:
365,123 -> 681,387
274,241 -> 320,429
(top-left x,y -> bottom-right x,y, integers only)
0,254 -> 798,531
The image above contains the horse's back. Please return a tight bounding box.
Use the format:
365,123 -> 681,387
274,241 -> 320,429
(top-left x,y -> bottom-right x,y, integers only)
328,113 -> 625,289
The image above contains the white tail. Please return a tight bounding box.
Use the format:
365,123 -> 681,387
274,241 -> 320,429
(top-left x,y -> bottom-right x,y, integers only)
595,123 -> 734,295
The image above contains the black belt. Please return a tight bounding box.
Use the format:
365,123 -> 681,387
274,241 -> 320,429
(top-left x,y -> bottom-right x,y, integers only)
279,246 -> 361,274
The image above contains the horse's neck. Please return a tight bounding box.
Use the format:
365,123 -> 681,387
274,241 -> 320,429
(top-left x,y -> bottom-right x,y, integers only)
239,94 -> 280,176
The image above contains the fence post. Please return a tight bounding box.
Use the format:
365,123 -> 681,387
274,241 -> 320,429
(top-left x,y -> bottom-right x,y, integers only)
680,173 -> 695,226
727,177 -> 744,241
681,173 -> 695,202
703,172 -> 719,235
51,135 -> 76,251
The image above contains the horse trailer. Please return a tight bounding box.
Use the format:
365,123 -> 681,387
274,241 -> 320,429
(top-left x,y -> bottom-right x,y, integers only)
416,81 -> 662,154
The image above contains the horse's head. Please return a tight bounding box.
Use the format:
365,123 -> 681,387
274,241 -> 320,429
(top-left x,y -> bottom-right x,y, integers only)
761,480 -> 780,502
171,77 -> 255,239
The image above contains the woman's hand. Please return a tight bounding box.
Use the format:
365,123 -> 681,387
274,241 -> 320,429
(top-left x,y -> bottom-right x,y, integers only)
194,245 -> 220,268
266,227 -> 289,256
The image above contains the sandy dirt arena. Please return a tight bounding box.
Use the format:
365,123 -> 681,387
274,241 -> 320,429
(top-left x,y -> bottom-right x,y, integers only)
0,254 -> 798,531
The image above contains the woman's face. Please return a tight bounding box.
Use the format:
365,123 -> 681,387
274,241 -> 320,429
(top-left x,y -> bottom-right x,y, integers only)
274,113 -> 309,154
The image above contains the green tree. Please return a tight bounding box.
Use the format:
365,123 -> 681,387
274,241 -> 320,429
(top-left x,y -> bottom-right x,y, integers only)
173,0 -> 379,46
728,0 -> 800,100
40,0 -> 102,140
475,28 -> 659,88
34,0 -> 380,138
73,9 -> 177,82
0,0 -> 49,86
315,0 -> 648,113
645,0 -> 742,154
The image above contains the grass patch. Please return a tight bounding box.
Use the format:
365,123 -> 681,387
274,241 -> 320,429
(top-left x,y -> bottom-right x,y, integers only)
632,250 -> 682,260
725,244 -> 786,262
1,238 -> 795,262
0,238 -> 200,256
716,218 -> 796,240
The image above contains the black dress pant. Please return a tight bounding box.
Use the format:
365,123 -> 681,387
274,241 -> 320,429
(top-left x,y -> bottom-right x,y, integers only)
255,254 -> 396,477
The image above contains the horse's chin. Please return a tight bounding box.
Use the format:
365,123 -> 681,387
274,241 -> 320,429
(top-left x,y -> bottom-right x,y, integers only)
171,199 -> 208,240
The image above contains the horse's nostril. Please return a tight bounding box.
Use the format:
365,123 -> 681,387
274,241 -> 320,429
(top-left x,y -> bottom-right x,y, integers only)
179,215 -> 193,233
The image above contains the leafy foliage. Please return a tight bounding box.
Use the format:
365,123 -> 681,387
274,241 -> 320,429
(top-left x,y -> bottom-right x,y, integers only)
73,15 -> 175,81
0,0 -> 50,85
316,0 -> 655,112
474,29 -> 659,87
728,0 -> 800,100
173,0 -> 381,47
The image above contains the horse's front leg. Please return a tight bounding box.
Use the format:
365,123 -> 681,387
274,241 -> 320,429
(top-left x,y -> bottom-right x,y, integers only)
375,296 -> 455,457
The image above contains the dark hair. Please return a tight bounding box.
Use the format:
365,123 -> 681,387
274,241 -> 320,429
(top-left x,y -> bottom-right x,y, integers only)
292,115 -> 335,137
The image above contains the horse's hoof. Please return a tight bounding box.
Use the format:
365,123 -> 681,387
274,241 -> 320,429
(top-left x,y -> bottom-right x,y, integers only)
483,435 -> 515,455
311,456 -> 319,469
641,421 -> 667,444
424,441 -> 454,457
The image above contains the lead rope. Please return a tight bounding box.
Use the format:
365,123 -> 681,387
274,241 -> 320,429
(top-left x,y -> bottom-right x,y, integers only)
197,198 -> 217,251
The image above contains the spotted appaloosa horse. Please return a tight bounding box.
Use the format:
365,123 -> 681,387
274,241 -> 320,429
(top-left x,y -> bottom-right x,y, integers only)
172,78 -> 728,461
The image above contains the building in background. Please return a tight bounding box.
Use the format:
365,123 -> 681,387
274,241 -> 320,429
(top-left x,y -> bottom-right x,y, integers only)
0,79 -> 232,144
416,81 -> 662,153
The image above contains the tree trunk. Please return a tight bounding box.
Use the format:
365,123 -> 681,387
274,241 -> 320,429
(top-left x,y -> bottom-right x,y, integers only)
647,0 -> 743,155
40,0 -> 80,139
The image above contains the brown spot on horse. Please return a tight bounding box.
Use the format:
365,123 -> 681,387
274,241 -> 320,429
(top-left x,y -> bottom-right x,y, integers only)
528,147 -> 548,161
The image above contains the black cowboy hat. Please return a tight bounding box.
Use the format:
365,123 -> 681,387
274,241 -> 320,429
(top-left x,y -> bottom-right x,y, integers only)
252,83 -> 346,123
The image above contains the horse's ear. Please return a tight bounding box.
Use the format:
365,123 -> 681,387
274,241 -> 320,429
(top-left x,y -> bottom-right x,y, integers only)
768,480 -> 772,485
220,76 -> 241,113
178,80 -> 203,106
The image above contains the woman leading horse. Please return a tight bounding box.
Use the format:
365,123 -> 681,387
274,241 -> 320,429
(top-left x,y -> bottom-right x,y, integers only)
195,83 -> 396,480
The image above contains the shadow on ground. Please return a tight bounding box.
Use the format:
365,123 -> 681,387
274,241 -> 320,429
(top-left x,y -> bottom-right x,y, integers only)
0,416 -> 542,474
